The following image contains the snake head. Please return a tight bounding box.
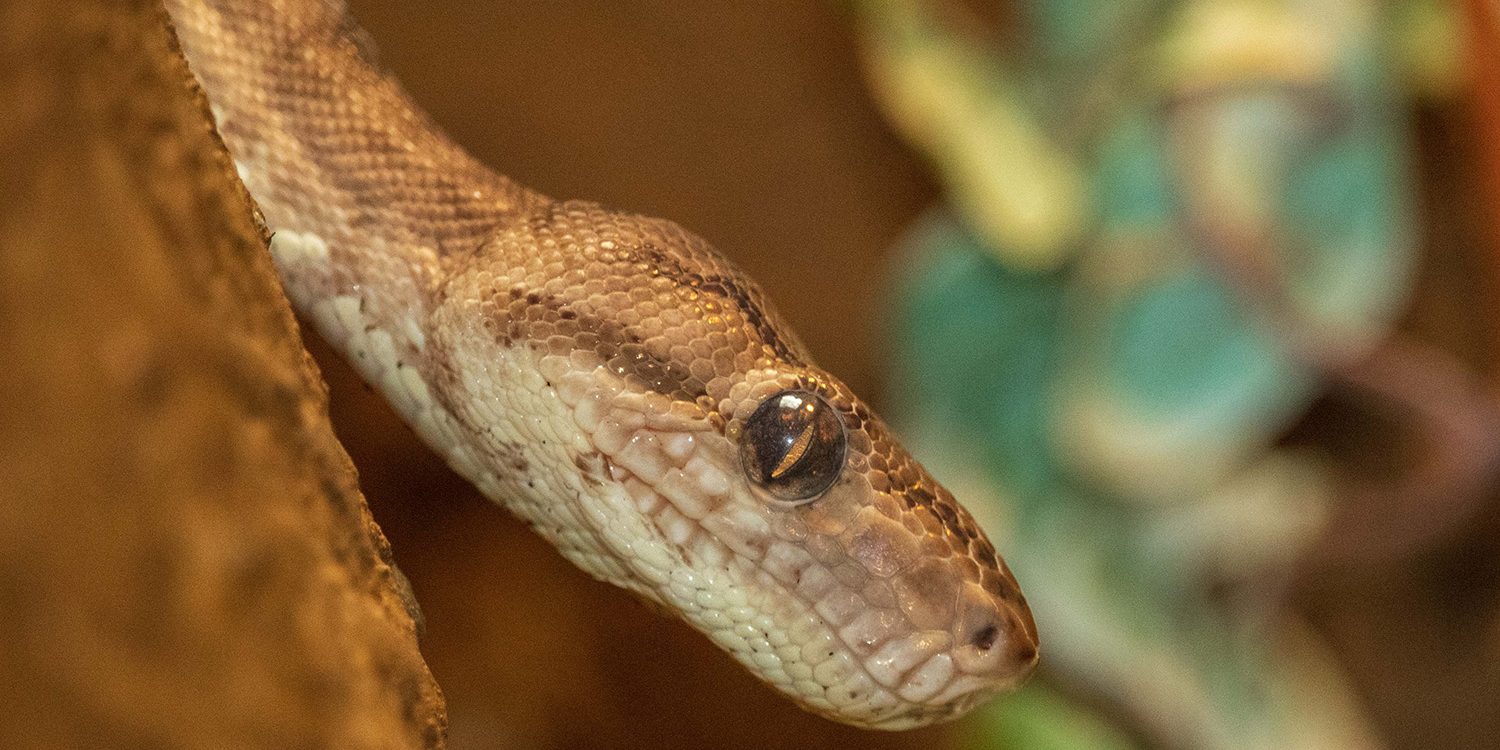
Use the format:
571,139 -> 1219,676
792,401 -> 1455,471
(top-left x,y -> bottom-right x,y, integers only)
709,370 -> 1041,728
435,201 -> 1038,729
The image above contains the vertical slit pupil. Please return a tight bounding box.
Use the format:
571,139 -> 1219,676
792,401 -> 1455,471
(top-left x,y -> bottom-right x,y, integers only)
770,421 -> 816,478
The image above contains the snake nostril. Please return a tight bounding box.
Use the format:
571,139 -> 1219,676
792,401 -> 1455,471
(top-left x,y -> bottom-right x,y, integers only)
970,624 -> 999,651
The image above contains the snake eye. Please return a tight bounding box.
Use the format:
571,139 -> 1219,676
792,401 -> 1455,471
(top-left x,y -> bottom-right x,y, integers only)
739,390 -> 846,502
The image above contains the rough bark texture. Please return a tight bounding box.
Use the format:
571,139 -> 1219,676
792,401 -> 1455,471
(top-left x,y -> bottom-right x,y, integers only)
0,2 -> 445,747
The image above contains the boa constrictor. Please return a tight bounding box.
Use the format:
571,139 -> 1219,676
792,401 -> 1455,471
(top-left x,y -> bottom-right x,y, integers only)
162,0 -> 1038,729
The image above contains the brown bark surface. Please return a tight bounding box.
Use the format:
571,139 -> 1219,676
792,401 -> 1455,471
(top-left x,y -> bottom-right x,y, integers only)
0,3 -> 445,748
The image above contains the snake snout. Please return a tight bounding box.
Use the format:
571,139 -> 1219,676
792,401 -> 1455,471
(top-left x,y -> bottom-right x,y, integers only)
951,582 -> 1038,690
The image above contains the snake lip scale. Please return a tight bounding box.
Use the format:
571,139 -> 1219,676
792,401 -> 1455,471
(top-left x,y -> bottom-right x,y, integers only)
164,0 -> 1039,729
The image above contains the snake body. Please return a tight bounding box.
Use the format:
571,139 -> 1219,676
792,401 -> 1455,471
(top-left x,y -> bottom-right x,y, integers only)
163,0 -> 1037,728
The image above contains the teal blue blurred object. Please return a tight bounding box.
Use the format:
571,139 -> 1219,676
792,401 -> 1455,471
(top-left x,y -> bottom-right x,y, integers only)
887,211 -> 1365,749
866,1 -> 1421,746
1054,102 -> 1309,498
864,0 -> 1416,500
1091,115 -> 1175,228
887,212 -> 1069,512
1279,104 -> 1415,338
1112,270 -> 1272,412
1011,0 -> 1163,90
1053,84 -> 1411,498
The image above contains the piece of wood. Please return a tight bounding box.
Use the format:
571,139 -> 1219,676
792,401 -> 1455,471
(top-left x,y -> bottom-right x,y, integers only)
0,2 -> 445,747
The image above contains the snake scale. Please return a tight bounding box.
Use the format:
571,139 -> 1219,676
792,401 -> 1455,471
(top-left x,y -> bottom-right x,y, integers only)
162,0 -> 1038,729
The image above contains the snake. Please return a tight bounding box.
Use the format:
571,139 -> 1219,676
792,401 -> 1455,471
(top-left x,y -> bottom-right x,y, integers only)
162,0 -> 1038,729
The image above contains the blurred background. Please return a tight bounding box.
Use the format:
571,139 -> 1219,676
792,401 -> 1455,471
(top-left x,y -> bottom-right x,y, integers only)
302,1 -> 1500,748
